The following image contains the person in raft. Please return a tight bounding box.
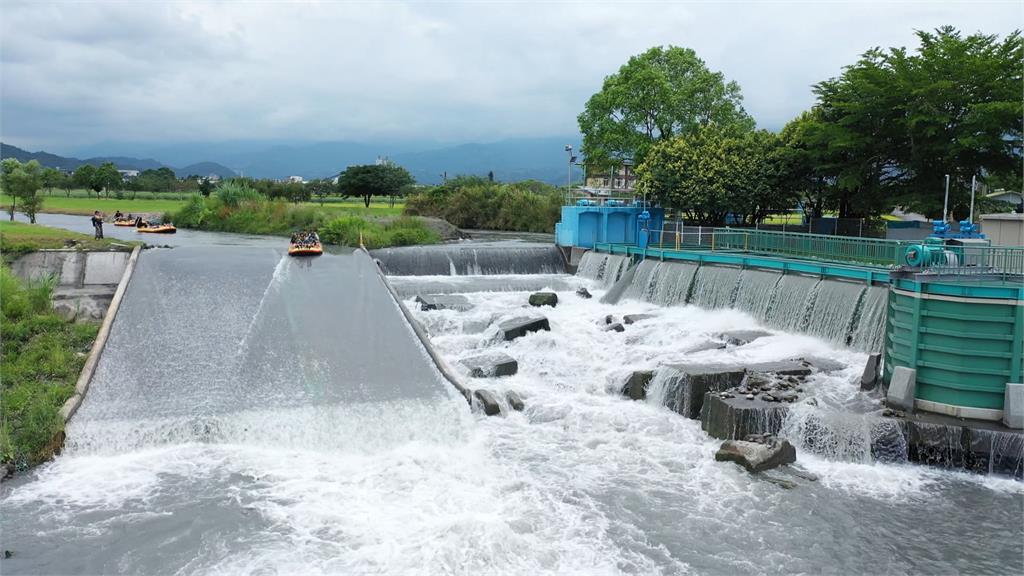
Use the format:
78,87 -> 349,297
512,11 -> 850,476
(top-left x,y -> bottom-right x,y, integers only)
114,210 -> 123,220
90,211 -> 104,239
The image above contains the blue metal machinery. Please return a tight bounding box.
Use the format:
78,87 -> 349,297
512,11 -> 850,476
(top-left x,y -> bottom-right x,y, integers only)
556,201 -> 664,249
930,219 -> 986,240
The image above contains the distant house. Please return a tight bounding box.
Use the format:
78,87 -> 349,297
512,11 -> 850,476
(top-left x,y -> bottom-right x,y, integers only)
118,169 -> 140,180
206,173 -> 222,183
582,161 -> 636,196
287,175 -> 304,184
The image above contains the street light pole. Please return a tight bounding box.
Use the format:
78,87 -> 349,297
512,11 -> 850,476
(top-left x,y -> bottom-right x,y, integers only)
942,174 -> 950,222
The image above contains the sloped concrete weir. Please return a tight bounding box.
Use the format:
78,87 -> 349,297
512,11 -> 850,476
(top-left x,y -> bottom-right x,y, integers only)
1,247 -> 475,574
372,241 -> 566,275
67,247 -> 459,452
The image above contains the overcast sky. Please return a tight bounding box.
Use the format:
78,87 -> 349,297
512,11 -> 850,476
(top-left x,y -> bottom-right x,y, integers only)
1,1 -> 1020,152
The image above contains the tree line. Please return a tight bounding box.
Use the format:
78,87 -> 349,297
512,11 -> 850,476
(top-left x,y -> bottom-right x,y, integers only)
579,27 -> 1022,225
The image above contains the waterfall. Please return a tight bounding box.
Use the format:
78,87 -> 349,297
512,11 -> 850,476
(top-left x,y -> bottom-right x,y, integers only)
576,252 -> 632,287
732,269 -> 783,322
804,280 -> 867,346
764,274 -> 820,333
585,253 -> 890,353
371,243 -> 566,276
689,266 -> 741,309
849,286 -> 888,353
781,407 -> 909,464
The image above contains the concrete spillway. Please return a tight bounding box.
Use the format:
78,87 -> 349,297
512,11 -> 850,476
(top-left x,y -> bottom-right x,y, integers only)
371,242 -> 566,275
67,247 -> 457,453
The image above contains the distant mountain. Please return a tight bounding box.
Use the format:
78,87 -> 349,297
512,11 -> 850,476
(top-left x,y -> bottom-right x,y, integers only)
9,136 -> 582,184
178,162 -> 237,179
0,143 -> 236,179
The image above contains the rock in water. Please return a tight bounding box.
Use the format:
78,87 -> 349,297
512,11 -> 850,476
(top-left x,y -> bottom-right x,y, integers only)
575,287 -> 593,299
415,294 -> 473,312
623,313 -> 655,325
506,390 -> 525,411
621,370 -> 654,400
603,322 -> 625,333
472,389 -> 502,416
499,316 -> 550,341
718,330 -> 771,346
528,292 -> 558,307
715,439 -> 797,473
461,353 -> 518,377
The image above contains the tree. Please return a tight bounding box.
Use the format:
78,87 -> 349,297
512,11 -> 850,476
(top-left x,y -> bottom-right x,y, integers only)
73,164 -> 99,196
40,167 -> 61,195
336,163 -> 414,208
810,27 -> 1022,218
95,162 -> 121,197
2,159 -> 44,223
578,45 -> 754,171
307,179 -> 334,206
636,125 -> 790,226
198,177 -> 214,197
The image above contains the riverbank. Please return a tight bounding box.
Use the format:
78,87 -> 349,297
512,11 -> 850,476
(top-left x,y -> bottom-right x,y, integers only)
0,220 -> 136,262
172,193 -> 444,248
0,265 -> 99,475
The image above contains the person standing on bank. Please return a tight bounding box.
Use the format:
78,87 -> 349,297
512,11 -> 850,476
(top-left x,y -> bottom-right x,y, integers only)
91,211 -> 104,239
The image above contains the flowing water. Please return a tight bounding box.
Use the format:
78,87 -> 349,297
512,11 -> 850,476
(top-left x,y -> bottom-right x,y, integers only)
371,242 -> 565,275
400,274 -> 1023,574
2,246 -> 1021,574
576,252 -> 633,288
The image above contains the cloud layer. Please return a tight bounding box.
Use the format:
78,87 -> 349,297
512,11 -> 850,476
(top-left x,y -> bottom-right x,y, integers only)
2,1 -> 1020,151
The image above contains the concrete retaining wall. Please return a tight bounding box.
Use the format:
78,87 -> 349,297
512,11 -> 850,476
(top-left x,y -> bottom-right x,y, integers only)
11,250 -> 133,322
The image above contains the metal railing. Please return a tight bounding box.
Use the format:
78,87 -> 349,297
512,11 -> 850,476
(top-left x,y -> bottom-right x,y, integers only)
645,227 -> 908,267
922,245 -> 1024,281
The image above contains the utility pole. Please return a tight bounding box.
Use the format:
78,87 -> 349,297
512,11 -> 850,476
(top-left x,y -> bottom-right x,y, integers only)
564,145 -> 575,204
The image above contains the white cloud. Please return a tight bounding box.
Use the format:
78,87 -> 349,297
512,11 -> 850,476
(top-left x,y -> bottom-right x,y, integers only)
1,0 -> 1020,150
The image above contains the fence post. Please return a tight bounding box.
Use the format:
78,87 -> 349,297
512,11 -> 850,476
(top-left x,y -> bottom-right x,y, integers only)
859,218 -> 863,237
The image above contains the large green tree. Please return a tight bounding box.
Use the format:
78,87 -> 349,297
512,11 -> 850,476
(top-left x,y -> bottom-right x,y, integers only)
72,164 -> 99,196
636,125 -> 790,226
95,162 -> 122,197
336,163 -> 414,207
2,159 -> 44,223
578,45 -> 754,170
811,26 -> 1022,218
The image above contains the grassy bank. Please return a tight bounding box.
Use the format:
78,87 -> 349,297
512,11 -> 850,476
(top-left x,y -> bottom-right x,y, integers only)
2,193 -> 403,218
404,179 -> 561,233
0,266 -> 98,471
0,220 -> 136,262
173,189 -> 438,248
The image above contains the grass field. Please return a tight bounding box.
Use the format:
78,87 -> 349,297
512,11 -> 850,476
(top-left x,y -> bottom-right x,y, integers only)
2,194 -> 404,218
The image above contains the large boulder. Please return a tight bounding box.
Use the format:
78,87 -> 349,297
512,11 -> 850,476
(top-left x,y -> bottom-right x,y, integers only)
461,353 -> 518,378
715,438 -> 797,473
528,292 -> 558,307
506,390 -> 525,412
415,294 -> 473,312
575,287 -> 593,299
499,316 -> 550,341
744,360 -> 811,377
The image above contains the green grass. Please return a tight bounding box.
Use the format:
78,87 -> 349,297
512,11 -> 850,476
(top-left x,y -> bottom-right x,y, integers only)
4,193 -> 405,218
1,266 -> 99,470
0,220 -> 136,262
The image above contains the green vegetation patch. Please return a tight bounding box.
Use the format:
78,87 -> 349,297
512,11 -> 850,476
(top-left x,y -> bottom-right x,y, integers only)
1,266 -> 98,470
404,176 -> 561,233
0,220 -> 135,262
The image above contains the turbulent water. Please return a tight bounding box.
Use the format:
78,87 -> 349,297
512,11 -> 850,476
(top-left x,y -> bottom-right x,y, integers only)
2,246 -> 1021,575
603,258 -> 889,352
402,275 -> 1023,574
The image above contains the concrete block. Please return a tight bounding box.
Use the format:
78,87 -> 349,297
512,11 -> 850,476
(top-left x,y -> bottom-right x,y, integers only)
719,330 -> 771,346
472,389 -> 502,416
1004,383 -> 1024,429
860,353 -> 881,391
623,313 -> 655,325
621,370 -> 654,400
461,353 -> 518,378
887,366 -> 917,411
499,316 -> 550,341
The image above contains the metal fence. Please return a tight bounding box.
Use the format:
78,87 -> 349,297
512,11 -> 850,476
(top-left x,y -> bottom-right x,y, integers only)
642,227 -> 1024,278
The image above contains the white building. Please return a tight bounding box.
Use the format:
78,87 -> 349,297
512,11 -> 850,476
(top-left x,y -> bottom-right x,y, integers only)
287,175 -> 304,184
118,169 -> 140,180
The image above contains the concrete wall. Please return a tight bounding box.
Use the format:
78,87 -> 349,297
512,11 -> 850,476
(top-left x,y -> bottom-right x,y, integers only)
11,250 -> 132,322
